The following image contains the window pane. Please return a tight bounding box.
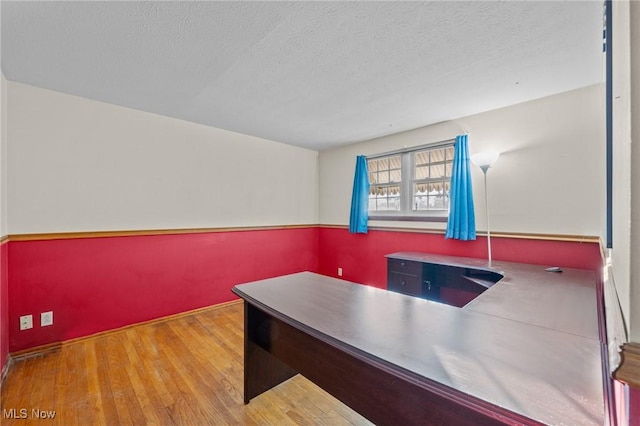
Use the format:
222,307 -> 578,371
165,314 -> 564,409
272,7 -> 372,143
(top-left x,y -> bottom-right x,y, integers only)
444,146 -> 455,161
413,181 -> 429,210
415,151 -> 429,165
426,180 -> 450,210
413,179 -> 450,211
367,160 -> 378,172
415,165 -> 428,179
431,148 -> 445,163
430,163 -> 445,178
428,182 -> 443,194
388,197 -> 400,210
389,155 -> 401,169
445,163 -> 452,177
429,195 -> 446,209
378,171 -> 389,184
390,169 -> 401,183
368,198 -> 377,210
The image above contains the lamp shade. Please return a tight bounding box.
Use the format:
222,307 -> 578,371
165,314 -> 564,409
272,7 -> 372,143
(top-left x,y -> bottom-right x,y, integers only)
470,151 -> 500,168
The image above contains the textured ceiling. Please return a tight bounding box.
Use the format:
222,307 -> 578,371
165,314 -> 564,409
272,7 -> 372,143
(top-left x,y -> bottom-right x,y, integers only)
1,1 -> 604,151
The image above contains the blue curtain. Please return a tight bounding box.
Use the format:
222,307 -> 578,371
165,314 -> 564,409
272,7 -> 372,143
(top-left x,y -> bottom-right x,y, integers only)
445,135 -> 476,240
349,155 -> 370,233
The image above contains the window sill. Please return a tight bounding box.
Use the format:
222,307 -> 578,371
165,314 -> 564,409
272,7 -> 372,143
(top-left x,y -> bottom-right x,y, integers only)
368,215 -> 448,223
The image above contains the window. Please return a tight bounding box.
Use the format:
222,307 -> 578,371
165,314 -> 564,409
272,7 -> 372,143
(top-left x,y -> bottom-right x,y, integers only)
367,155 -> 401,211
367,142 -> 455,220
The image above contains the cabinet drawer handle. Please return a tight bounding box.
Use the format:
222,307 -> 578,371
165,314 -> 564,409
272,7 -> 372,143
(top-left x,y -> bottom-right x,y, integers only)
400,262 -> 406,267
424,280 -> 431,291
401,281 -> 406,286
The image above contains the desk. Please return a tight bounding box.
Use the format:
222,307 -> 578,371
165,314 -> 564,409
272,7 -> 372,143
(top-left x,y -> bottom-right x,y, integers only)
232,257 -> 604,425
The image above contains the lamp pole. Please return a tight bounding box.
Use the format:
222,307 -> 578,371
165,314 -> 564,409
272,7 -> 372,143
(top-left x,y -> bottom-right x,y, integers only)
480,165 -> 492,266
470,151 -> 500,267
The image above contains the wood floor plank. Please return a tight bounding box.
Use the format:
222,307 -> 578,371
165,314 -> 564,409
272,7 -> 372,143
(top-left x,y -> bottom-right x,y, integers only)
9,355 -> 39,410
120,330 -> 169,425
84,339 -> 108,425
152,322 -> 229,424
104,333 -> 147,425
167,320 -> 244,419
93,337 -> 123,425
165,321 -> 239,422
124,327 -> 176,415
1,302 -> 372,425
148,324 -> 208,424
137,323 -> 203,424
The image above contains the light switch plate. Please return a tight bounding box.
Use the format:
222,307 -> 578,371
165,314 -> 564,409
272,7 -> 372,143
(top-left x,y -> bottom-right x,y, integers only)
41,311 -> 53,327
20,315 -> 33,330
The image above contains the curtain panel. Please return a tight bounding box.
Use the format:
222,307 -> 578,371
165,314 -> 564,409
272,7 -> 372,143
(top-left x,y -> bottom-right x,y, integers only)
349,155 -> 370,233
445,135 -> 476,240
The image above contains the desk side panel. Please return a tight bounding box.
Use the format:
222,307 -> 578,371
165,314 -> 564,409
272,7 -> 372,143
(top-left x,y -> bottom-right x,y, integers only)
247,302 -> 541,426
244,302 -> 298,403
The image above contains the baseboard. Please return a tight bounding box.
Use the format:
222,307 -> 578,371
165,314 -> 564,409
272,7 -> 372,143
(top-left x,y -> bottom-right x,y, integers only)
9,299 -> 243,361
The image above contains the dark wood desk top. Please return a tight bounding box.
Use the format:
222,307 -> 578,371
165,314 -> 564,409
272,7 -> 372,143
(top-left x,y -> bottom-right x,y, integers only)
386,252 -> 600,339
233,255 -> 603,425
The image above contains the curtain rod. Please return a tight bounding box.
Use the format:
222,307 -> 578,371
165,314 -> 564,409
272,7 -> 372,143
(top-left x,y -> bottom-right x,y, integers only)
365,137 -> 456,160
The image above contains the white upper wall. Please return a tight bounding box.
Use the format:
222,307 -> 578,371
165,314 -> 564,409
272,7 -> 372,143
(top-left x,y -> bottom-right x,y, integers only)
320,85 -> 605,237
1,73 -> 7,237
611,0 -> 633,336
5,79 -> 607,242
6,81 -> 318,234
628,0 -> 640,342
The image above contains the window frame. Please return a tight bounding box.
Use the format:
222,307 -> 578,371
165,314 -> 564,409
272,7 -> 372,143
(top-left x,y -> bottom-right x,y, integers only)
367,140 -> 455,223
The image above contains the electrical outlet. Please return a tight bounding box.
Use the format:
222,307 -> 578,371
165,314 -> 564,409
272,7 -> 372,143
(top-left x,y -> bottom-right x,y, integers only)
338,267 -> 343,277
20,315 -> 33,330
41,311 -> 53,327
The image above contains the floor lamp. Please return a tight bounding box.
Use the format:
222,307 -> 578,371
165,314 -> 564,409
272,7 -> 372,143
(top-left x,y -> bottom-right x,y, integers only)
470,151 -> 500,266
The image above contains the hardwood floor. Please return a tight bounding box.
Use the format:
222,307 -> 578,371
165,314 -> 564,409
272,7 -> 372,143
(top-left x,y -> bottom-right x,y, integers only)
1,302 -> 373,425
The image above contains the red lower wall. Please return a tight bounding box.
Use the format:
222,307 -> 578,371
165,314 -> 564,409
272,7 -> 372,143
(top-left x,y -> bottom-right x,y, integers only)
318,227 -> 602,288
631,385 -> 640,426
1,242 -> 8,373
7,225 -> 604,354
8,227 -> 319,352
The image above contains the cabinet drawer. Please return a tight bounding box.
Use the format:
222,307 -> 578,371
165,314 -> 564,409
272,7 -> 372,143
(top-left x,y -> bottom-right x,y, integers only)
388,273 -> 422,297
388,258 -> 422,276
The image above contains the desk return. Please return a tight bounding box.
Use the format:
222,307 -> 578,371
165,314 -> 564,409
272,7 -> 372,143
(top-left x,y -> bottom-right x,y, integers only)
387,256 -> 502,307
